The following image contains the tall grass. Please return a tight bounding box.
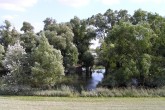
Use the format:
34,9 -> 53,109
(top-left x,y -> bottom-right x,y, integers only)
96,87 -> 165,97
1,84 -> 165,97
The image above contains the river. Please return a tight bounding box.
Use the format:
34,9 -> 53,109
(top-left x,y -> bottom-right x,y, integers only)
86,69 -> 105,90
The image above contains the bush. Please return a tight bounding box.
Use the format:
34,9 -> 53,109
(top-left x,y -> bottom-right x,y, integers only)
0,84 -> 31,95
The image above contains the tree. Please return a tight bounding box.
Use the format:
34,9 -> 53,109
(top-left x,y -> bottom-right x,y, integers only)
131,9 -> 148,24
20,21 -> 34,33
43,18 -> 78,73
0,44 -> 5,76
89,9 -> 131,75
82,51 -> 94,77
100,22 -> 157,86
0,44 -> 4,63
88,9 -> 131,39
2,40 -> 27,85
147,13 -> 165,57
117,10 -> 131,22
70,17 -> 96,76
148,56 -> 165,87
20,31 -> 38,53
139,54 -> 151,85
0,20 -> 19,49
43,17 -> 56,31
31,33 -> 64,88
70,16 -> 96,76
96,42 -> 116,75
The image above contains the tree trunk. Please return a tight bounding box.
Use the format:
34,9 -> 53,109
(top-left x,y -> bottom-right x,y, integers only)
105,62 -> 110,75
86,66 -> 90,78
139,73 -> 145,87
76,66 -> 82,77
89,66 -> 93,77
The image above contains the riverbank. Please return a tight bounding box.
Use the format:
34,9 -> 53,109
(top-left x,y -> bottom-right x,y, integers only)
0,96 -> 165,110
1,86 -> 165,97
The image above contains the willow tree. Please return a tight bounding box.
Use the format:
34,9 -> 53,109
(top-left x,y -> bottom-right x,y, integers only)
43,18 -> 78,73
20,21 -> 38,53
0,20 -> 19,49
0,44 -> 5,76
100,22 -> 157,86
2,41 -> 27,85
31,33 -> 64,88
70,16 -> 96,76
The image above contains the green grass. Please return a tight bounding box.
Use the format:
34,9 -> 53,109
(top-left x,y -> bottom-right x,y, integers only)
0,96 -> 165,110
1,84 -> 165,97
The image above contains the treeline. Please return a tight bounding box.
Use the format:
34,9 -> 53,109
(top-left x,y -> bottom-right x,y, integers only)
0,9 -> 165,89
96,9 -> 165,88
0,16 -> 95,89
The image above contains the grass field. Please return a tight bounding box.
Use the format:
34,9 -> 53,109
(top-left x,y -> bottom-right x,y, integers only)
0,96 -> 165,110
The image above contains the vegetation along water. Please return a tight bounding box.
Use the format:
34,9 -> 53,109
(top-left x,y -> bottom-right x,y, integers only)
1,9 -> 165,97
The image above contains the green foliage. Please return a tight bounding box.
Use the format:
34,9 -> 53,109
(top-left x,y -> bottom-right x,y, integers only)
20,22 -> 34,33
96,9 -> 165,88
81,51 -> 94,77
1,9 -> 165,90
0,44 -> 5,75
82,51 -> 94,67
147,56 -> 165,87
70,17 -> 95,63
31,33 -> 64,88
43,17 -> 56,31
113,59 -> 139,86
132,9 -> 148,24
139,54 -> 151,79
20,32 -> 38,53
99,22 -> 158,87
4,20 -> 11,30
0,44 -> 4,61
2,41 -> 27,85
43,18 -> 78,70
0,20 -> 19,48
63,43 -> 78,68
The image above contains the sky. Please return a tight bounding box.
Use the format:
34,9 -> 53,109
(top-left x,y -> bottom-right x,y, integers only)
0,0 -> 165,48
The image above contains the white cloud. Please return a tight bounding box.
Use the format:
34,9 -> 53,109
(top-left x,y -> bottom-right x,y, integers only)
0,0 -> 38,11
57,0 -> 91,8
99,0 -> 120,5
1,15 -> 18,20
131,0 -> 165,4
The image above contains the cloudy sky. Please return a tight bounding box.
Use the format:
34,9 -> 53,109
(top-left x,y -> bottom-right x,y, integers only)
0,0 -> 165,32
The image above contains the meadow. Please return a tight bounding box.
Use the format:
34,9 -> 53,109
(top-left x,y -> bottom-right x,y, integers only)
0,96 -> 165,110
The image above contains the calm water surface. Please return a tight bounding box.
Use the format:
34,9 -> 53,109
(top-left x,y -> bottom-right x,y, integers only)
86,69 -> 105,90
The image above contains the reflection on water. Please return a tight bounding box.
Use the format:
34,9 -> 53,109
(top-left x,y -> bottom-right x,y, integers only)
86,69 -> 105,90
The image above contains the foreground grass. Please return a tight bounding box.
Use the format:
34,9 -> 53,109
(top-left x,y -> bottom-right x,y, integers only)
0,96 -> 165,110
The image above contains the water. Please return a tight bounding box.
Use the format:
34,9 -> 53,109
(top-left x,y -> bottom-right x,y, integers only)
86,69 -> 105,90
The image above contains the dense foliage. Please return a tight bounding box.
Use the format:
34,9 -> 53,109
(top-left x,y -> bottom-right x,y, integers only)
96,9 -> 165,87
0,9 -> 165,89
